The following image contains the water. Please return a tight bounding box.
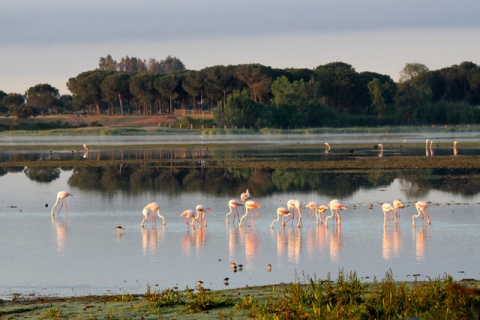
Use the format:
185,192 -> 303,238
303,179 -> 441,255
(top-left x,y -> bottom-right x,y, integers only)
0,133 -> 479,299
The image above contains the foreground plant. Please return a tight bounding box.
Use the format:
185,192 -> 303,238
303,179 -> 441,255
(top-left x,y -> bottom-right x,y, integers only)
235,270 -> 480,319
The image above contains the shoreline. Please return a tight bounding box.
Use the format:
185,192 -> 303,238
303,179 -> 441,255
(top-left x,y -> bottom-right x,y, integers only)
1,278 -> 479,319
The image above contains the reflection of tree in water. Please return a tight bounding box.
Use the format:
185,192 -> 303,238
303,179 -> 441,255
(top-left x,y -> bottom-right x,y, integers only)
4,166 -> 25,173
24,166 -> 61,182
65,165 -> 480,197
399,168 -> 480,197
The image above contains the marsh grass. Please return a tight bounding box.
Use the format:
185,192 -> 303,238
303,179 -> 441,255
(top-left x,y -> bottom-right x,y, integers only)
41,304 -> 62,318
144,285 -> 236,315
232,270 -> 480,319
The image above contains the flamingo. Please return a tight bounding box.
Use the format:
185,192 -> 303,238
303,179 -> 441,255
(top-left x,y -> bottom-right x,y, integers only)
286,199 -> 302,227
305,202 -> 318,223
51,191 -> 72,216
381,203 -> 396,227
429,140 -> 434,156
239,200 -> 261,227
141,202 -> 165,227
412,201 -> 431,226
82,144 -> 89,158
240,189 -> 251,203
195,204 -> 211,228
377,144 -> 383,157
324,142 -> 331,154
425,139 -> 430,156
226,199 -> 243,225
325,199 -> 347,227
316,205 -> 329,225
392,200 -> 405,219
270,207 -> 291,229
180,209 -> 198,229
453,141 -> 458,156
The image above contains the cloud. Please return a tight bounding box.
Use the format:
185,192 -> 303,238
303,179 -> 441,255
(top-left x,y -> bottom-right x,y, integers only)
1,0 -> 479,46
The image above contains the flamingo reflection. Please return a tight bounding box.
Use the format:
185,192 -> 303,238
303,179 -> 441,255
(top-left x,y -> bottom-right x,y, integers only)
239,228 -> 259,261
141,226 -> 164,255
382,224 -> 401,260
51,215 -> 67,252
327,224 -> 342,262
413,225 -> 428,260
271,228 -> 302,263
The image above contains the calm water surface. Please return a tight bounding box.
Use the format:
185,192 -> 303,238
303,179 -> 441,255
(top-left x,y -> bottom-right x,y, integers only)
0,133 -> 479,299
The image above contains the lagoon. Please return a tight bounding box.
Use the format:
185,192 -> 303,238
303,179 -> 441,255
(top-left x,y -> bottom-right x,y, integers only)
0,132 -> 479,300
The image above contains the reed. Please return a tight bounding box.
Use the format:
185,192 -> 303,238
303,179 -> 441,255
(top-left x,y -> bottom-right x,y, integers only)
233,270 -> 480,319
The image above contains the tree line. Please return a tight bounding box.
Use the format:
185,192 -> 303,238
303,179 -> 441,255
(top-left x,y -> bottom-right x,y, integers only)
1,55 -> 479,127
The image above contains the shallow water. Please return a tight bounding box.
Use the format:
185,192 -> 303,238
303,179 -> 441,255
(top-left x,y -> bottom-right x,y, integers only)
0,133 -> 479,299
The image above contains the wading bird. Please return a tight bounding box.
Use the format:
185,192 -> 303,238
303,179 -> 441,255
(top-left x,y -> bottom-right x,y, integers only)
286,199 -> 302,227
240,189 -> 251,203
226,199 -> 244,225
180,209 -> 198,229
239,200 -> 261,227
453,141 -> 458,156
316,205 -> 329,225
270,207 -> 291,229
324,142 -> 331,154
141,202 -> 165,227
392,200 -> 405,219
381,203 -> 397,227
412,201 -> 431,227
377,144 -> 384,157
195,204 -> 211,228
51,191 -> 72,216
305,202 -> 318,223
325,199 -> 347,227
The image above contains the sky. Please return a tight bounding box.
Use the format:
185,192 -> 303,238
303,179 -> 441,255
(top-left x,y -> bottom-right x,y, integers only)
1,0 -> 479,95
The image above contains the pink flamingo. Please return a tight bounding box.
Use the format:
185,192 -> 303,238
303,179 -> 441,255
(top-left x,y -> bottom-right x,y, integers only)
377,144 -> 384,157
392,200 -> 405,219
316,205 -> 329,225
305,202 -> 318,223
381,203 -> 397,227
325,199 -> 347,227
226,199 -> 243,225
195,204 -> 211,228
324,142 -> 331,154
240,189 -> 251,203
270,207 -> 291,229
239,200 -> 261,227
286,199 -> 302,227
51,191 -> 72,216
180,209 -> 198,229
141,202 -> 166,227
453,141 -> 458,156
412,201 -> 431,226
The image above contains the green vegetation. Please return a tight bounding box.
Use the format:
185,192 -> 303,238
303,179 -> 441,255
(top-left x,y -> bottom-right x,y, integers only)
1,59 -> 480,128
2,272 -> 479,319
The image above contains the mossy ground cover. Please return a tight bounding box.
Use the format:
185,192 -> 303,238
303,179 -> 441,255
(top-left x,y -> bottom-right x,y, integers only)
1,272 -> 479,319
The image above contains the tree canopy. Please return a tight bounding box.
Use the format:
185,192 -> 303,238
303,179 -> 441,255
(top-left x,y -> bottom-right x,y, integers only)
2,57 -> 480,127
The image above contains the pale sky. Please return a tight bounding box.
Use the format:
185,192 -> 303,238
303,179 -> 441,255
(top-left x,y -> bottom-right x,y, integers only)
1,0 -> 479,95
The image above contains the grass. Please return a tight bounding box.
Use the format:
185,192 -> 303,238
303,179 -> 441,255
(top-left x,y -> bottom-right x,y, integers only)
3,271 -> 478,319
